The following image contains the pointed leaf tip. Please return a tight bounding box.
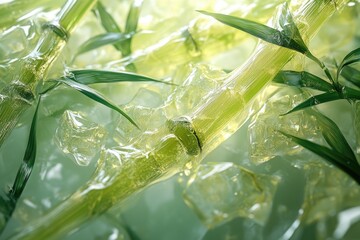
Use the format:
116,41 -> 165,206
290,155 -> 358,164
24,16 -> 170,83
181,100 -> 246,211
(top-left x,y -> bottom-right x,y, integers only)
57,79 -> 139,128
198,4 -> 310,55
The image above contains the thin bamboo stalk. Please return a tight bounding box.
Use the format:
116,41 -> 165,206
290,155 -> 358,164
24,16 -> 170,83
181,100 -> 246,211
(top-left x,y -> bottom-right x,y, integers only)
0,0 -> 97,146
10,0 -> 346,239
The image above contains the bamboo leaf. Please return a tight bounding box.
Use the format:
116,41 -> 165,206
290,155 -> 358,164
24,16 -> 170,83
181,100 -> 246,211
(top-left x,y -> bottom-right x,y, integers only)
341,65 -> 360,88
198,4 -> 309,55
273,70 -> 333,92
0,99 -> 40,233
68,69 -> 173,85
279,131 -> 360,184
121,0 -> 144,57
313,111 -> 358,165
76,33 -> 132,56
342,86 -> 360,100
93,1 -> 124,53
277,3 -> 309,54
284,92 -> 341,114
9,98 -> 40,200
339,47 -> 360,71
125,0 -> 143,34
57,79 -> 139,128
93,2 -> 122,33
0,195 -> 14,233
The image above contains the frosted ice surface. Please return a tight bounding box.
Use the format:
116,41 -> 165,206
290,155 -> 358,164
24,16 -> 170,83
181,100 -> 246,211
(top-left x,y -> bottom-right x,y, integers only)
165,63 -> 226,117
56,110 -> 107,166
113,105 -> 167,147
183,162 -> 279,227
248,88 -> 324,164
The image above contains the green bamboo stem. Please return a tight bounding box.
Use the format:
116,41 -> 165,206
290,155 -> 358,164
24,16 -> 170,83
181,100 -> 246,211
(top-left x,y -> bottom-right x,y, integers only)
190,0 -> 346,154
0,0 -> 97,146
11,0 -> 346,239
12,135 -> 193,239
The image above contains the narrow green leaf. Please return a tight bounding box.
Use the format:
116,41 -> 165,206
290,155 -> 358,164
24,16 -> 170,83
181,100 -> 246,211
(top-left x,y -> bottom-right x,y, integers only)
10,98 -> 41,200
0,195 -> 14,233
339,47 -> 360,70
125,0 -> 143,34
121,0 -> 144,57
57,79 -> 139,128
341,65 -> 360,88
337,47 -> 360,81
93,2 -> 124,53
273,70 -> 333,92
342,86 -> 360,100
284,92 -> 341,114
76,33 -> 132,56
68,69 -> 173,85
313,111 -> 357,165
94,2 -> 122,33
198,5 -> 309,55
280,131 -> 360,184
278,3 -> 309,54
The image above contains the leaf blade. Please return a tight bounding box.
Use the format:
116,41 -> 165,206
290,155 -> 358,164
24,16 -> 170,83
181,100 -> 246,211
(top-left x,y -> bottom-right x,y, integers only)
198,6 -> 308,55
337,47 -> 360,82
125,0 -> 143,34
10,97 -> 41,200
312,111 -> 358,165
341,65 -> 360,88
93,2 -> 124,53
57,79 -> 139,128
76,33 -> 131,56
285,92 -> 341,114
122,0 -> 144,57
94,2 -> 122,33
280,131 -> 360,184
273,70 -> 333,92
339,47 -> 360,70
69,69 -> 173,85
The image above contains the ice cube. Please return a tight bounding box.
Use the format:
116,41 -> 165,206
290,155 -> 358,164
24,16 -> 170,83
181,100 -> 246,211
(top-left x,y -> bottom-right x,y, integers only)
66,214 -> 131,240
0,24 -> 34,62
130,87 -> 164,108
298,159 -> 360,224
201,217 -> 263,240
112,105 -> 168,148
248,87 -> 324,164
165,63 -> 227,117
183,162 -> 279,227
55,110 -> 107,166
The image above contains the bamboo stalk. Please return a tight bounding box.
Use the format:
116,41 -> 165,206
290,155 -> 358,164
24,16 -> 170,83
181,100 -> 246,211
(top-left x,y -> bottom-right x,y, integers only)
10,0 -> 346,239
0,0 -> 97,146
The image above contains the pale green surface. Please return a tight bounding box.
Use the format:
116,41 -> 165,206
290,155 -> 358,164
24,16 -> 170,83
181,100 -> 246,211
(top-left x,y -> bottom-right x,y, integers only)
0,0 -> 360,239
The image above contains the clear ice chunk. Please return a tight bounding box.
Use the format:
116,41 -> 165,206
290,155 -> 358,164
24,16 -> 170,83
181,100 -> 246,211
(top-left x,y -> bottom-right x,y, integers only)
66,214 -> 131,240
55,110 -> 107,166
130,87 -> 164,108
201,217 -> 263,240
0,22 -> 37,63
297,159 -> 360,224
165,63 -> 227,117
183,162 -> 279,227
113,105 -> 168,148
248,87 -> 324,164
